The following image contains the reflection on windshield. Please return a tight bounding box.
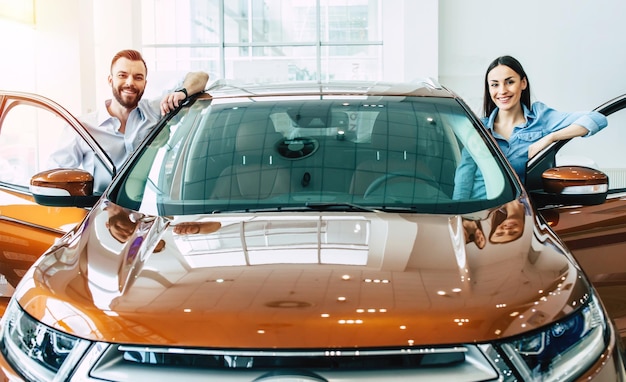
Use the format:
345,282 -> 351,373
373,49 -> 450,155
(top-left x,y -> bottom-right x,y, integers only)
114,97 -> 514,216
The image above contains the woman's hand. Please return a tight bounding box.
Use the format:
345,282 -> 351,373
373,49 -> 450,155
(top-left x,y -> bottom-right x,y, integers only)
528,133 -> 554,159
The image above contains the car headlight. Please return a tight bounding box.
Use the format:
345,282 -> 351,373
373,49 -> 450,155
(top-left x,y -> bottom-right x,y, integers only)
0,300 -> 91,382
481,294 -> 610,381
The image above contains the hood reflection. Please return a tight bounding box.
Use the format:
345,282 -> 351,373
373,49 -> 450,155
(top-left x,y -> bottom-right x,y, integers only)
27,196 -> 588,347
462,199 -> 528,250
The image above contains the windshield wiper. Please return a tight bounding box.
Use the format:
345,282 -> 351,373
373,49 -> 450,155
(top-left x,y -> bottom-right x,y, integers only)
212,203 -> 378,213
211,203 -> 418,214
305,203 -> 421,213
304,202 -> 379,212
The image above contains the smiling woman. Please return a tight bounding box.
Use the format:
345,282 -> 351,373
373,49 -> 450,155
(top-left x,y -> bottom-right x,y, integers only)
481,55 -> 607,183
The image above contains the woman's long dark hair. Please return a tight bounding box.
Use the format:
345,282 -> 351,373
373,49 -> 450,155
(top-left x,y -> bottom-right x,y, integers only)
482,55 -> 531,118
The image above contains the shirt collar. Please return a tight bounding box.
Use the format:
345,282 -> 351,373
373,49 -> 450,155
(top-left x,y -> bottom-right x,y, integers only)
97,99 -> 116,127
485,103 -> 534,131
522,103 -> 535,124
97,99 -> 147,132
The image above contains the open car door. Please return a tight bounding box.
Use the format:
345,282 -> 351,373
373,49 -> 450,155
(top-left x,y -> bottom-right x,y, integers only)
526,93 -> 626,338
0,91 -> 114,289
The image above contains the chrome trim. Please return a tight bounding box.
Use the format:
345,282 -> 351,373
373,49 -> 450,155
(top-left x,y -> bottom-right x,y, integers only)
0,215 -> 65,235
84,343 -> 499,381
70,342 -> 108,381
116,345 -> 469,357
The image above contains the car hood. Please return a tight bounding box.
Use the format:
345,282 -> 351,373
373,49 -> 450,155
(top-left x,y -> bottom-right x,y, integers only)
15,197 -> 589,349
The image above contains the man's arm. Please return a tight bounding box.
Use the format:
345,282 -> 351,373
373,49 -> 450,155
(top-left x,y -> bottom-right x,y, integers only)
180,71 -> 210,96
48,125 -> 85,169
160,71 -> 210,115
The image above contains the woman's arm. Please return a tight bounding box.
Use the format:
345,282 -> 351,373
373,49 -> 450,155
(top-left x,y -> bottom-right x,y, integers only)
527,123 -> 589,159
527,103 -> 607,159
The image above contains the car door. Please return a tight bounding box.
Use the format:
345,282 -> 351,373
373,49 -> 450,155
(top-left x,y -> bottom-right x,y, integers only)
0,91 -> 114,289
526,94 -> 626,335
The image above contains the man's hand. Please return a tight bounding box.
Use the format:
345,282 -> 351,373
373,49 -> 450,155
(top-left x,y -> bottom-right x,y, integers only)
160,91 -> 187,115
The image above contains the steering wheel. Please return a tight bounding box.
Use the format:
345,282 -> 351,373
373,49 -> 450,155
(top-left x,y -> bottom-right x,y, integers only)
363,171 -> 440,198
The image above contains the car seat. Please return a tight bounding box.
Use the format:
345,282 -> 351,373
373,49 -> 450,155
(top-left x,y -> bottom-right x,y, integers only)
211,119 -> 290,200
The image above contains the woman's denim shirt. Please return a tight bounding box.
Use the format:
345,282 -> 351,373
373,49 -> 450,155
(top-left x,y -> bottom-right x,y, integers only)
453,102 -> 608,200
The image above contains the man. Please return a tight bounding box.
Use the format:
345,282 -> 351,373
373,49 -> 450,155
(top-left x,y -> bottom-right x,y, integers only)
49,49 -> 209,189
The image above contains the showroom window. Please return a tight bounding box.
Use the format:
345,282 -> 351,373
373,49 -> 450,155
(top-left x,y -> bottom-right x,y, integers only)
140,0 -> 382,83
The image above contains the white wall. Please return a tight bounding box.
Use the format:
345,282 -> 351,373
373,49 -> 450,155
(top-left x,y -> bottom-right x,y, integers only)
438,0 -> 626,115
0,0 -> 142,115
90,0 -> 144,112
383,0 -> 439,82
0,0 -> 87,114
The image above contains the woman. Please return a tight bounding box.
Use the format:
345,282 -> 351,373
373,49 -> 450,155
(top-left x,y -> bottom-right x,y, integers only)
488,200 -> 526,244
453,55 -> 607,199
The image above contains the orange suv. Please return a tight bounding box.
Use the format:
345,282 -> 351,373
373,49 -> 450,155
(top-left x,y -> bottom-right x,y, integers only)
0,82 -> 625,381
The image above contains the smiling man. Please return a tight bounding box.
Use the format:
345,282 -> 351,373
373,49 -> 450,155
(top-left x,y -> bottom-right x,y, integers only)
49,49 -> 209,186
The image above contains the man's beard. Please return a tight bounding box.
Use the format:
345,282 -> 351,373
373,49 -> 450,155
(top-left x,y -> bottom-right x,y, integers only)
112,85 -> 143,109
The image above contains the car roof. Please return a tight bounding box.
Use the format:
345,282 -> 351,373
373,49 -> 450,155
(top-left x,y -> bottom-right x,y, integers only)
201,79 -> 458,100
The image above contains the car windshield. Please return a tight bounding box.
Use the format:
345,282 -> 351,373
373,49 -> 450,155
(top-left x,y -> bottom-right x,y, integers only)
110,94 -> 516,215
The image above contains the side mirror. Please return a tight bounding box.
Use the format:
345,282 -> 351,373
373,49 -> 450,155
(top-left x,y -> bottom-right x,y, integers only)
539,166 -> 608,206
30,168 -> 100,208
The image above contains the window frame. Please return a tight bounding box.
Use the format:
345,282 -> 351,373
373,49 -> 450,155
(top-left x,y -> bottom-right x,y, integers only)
140,0 -> 383,82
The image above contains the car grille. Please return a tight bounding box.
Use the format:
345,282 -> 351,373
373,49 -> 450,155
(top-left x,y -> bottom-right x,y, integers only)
78,344 -> 501,381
